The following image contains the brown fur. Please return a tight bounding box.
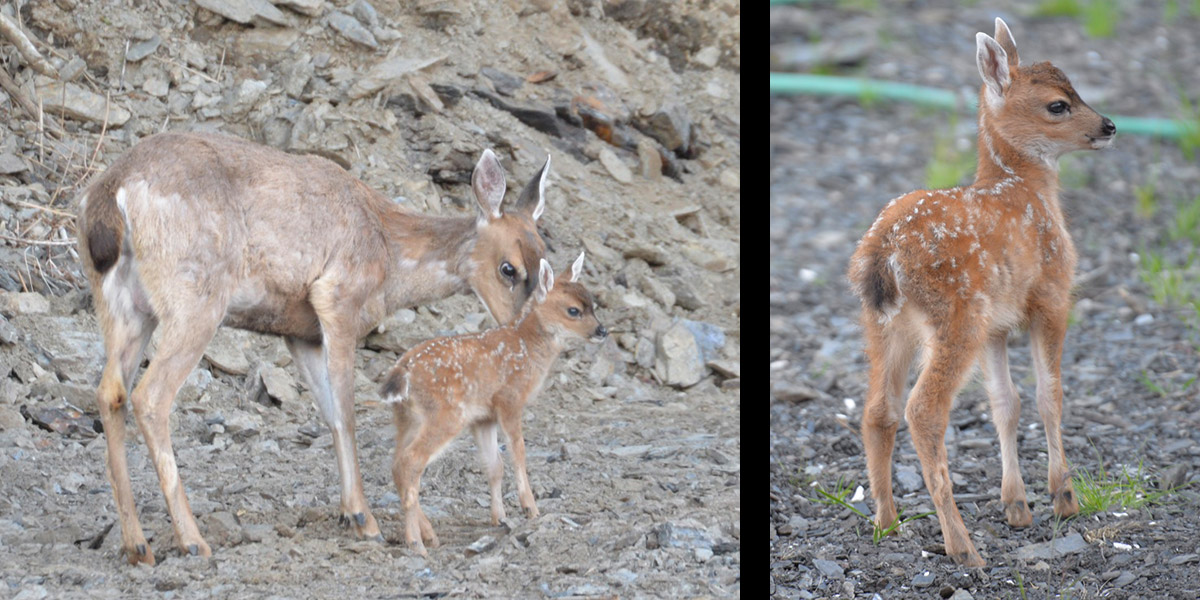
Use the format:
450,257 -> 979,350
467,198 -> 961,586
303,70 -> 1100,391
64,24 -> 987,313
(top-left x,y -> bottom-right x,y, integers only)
75,131 -> 554,564
380,256 -> 604,556
847,19 -> 1113,567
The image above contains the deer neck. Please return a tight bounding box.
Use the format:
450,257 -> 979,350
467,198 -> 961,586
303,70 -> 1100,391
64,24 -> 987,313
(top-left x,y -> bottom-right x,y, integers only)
513,307 -> 565,367
378,208 -> 478,311
974,108 -> 1060,193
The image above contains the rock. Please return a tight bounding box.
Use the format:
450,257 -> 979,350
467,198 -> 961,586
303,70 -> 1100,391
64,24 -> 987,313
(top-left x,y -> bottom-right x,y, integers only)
621,243 -> 669,266
636,138 -> 662,180
243,523 -> 275,542
365,309 -> 418,352
812,558 -> 843,579
0,315 -> 18,344
196,0 -> 287,25
693,45 -> 720,69
33,77 -> 131,127
1168,553 -> 1199,565
1160,464 -> 1188,490
0,404 -> 27,431
895,465 -> 923,493
205,511 -> 245,547
20,404 -> 95,437
1111,571 -> 1137,587
634,336 -> 655,369
179,368 -> 214,403
327,11 -> 378,48
0,153 -> 28,174
706,359 -> 739,379
250,363 -> 298,406
949,590 -> 975,600
473,90 -> 586,142
598,148 -> 632,184
480,67 -> 523,97
126,35 -> 161,62
655,320 -> 705,388
662,275 -> 705,310
235,27 -> 301,60
227,78 -> 268,116
648,521 -> 713,550
639,273 -> 675,308
464,535 -> 496,556
350,0 -> 379,26
348,54 -> 446,99
681,319 -> 725,362
222,411 -> 262,442
719,169 -> 739,190
682,239 -> 737,272
1015,532 -> 1088,560
142,77 -> 170,98
635,103 -> 696,158
205,330 -> 251,375
58,57 -> 88,82
272,0 -> 325,16
0,292 -> 51,316
911,570 -> 935,588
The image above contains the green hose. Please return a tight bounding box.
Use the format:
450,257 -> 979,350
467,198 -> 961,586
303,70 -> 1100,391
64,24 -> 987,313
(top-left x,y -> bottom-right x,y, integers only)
770,72 -> 1197,141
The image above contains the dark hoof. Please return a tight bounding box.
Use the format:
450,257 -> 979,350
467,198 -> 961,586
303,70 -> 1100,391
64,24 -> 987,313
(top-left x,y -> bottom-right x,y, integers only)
338,514 -> 349,527
354,512 -> 367,528
373,534 -> 385,543
187,544 -> 199,556
136,544 -> 147,557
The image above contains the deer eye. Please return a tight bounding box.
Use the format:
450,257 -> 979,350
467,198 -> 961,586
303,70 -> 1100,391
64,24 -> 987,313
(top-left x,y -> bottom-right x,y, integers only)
1048,101 -> 1069,114
567,307 -> 581,317
499,262 -> 517,279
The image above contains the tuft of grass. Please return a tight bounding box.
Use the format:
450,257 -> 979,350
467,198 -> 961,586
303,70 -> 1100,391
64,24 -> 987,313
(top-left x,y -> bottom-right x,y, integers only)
1035,0 -> 1083,17
812,476 -> 934,543
1138,369 -> 1196,398
1134,178 -> 1159,219
1178,92 -> 1200,161
1138,247 -> 1190,306
1073,460 -> 1184,516
1034,0 -> 1118,37
1170,195 -> 1200,246
925,120 -> 975,189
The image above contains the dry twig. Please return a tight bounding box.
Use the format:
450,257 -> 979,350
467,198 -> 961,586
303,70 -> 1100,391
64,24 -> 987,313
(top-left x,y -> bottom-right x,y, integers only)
0,12 -> 58,77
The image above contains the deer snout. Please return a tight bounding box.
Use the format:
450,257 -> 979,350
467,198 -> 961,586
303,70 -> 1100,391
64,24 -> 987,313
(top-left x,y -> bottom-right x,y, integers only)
592,324 -> 608,340
1101,117 -> 1116,136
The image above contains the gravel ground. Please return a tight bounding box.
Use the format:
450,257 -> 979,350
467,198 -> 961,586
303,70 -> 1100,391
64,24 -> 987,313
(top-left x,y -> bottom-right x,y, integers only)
772,3 -> 1200,598
0,1 -> 740,597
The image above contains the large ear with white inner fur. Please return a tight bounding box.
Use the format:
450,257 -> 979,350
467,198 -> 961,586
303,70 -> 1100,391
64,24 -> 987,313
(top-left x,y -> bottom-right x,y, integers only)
472,149 -> 506,224
976,32 -> 1011,107
513,154 -> 550,221
535,258 -> 554,303
994,18 -> 1019,68
570,251 -> 585,282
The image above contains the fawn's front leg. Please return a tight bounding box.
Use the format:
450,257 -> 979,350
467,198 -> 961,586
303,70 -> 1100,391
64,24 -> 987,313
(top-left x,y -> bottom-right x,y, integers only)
981,334 -> 1033,527
1031,312 -> 1079,518
473,422 -> 507,525
499,412 -> 539,519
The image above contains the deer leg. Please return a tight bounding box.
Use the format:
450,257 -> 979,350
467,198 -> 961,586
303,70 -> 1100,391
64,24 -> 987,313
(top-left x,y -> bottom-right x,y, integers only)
1031,313 -> 1079,519
287,334 -> 381,541
94,301 -> 157,564
394,407 -> 460,556
906,324 -> 985,567
473,421 -> 507,525
498,411 -> 538,520
130,311 -> 221,559
981,334 -> 1032,527
861,319 -> 917,533
390,402 -> 435,543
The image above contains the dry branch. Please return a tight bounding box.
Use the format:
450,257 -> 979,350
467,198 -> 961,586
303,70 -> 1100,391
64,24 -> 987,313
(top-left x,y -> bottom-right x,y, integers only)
0,12 -> 58,78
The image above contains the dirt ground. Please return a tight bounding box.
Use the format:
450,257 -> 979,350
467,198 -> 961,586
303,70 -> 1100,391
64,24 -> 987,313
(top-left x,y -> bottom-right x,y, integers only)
0,1 -> 740,597
772,2 -> 1200,599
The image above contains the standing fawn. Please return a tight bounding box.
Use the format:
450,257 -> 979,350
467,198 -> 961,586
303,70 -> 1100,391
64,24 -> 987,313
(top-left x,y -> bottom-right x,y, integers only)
379,252 -> 606,556
77,131 -> 555,565
847,18 -> 1116,566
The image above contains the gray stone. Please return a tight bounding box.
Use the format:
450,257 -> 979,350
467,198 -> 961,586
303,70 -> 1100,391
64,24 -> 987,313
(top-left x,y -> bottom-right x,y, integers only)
196,0 -> 288,25
464,535 -> 496,556
1014,532 -> 1088,560
649,521 -> 713,550
33,77 -> 131,127
640,273 -> 675,308
480,67 -> 523,97
365,309 -> 418,352
0,292 -> 51,316
235,27 -> 301,59
1112,571 -> 1137,587
895,465 -> 923,493
599,148 -> 633,184
227,79 -> 268,116
473,90 -> 586,142
706,359 -> 739,379
205,330 -> 251,375
693,45 -> 720,69
222,411 -> 262,442
0,314 -> 18,344
350,0 -> 379,26
911,570 -> 935,588
272,0 -> 325,16
327,11 -> 378,49
0,153 -> 29,175
348,55 -> 445,99
635,103 -> 694,156
205,511 -> 245,546
949,590 -> 975,600
636,138 -> 662,180
681,319 -> 725,362
812,558 -> 843,579
126,35 -> 161,62
243,523 -> 275,542
142,77 -> 170,98
256,363 -> 298,405
663,275 -> 705,310
1168,553 -> 1199,565
655,320 -> 705,388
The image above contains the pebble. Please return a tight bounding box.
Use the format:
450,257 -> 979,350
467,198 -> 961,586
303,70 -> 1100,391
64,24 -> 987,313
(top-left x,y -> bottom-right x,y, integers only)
911,570 -> 935,588
0,292 -> 50,316
693,46 -> 720,69
635,103 -> 695,157
465,535 -> 496,556
636,138 -> 663,180
327,11 -> 378,48
274,0 -> 325,16
811,558 -> 843,579
655,320 -> 705,388
949,590 -> 975,600
0,153 -> 29,175
195,0 -> 287,25
33,77 -> 131,126
599,148 -> 633,184
126,35 -> 161,62
1014,532 -> 1088,560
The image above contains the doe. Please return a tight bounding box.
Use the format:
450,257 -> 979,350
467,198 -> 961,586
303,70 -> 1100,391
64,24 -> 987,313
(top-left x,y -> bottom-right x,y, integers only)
77,132 -> 554,564
380,252 -> 606,556
847,18 -> 1116,566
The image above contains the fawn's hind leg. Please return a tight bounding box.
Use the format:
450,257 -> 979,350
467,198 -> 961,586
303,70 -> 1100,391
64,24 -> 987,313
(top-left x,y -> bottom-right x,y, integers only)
473,422 -> 507,525
861,316 -> 918,532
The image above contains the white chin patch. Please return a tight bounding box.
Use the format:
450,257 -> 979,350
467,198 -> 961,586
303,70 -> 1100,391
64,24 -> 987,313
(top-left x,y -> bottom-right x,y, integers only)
1090,137 -> 1114,149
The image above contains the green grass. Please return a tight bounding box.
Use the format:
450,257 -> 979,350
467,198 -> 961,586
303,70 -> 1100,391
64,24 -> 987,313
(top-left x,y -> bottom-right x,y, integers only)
1138,369 -> 1196,398
1170,195 -> 1200,246
1177,92 -> 1200,162
1138,247 -> 1190,307
811,476 -> 935,543
925,121 -> 975,189
1134,178 -> 1159,219
1073,459 -> 1184,516
1034,0 -> 1119,37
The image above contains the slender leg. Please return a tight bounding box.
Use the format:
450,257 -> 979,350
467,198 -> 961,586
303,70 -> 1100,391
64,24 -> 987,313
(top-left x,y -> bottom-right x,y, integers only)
861,317 -> 918,532
498,411 -> 538,520
906,322 -> 985,567
1030,314 -> 1079,518
130,310 -> 222,558
286,335 -> 382,541
473,421 -> 507,525
390,403 -> 435,542
395,407 -> 460,556
94,297 -> 157,564
981,334 -> 1032,527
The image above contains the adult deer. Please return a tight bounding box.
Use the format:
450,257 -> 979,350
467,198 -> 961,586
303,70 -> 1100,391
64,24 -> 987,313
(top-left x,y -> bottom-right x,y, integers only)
848,19 -> 1116,566
77,131 -> 552,564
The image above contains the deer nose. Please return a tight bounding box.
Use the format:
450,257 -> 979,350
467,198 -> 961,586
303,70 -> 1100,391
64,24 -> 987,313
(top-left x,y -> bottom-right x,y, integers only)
595,325 -> 608,338
1102,117 -> 1116,136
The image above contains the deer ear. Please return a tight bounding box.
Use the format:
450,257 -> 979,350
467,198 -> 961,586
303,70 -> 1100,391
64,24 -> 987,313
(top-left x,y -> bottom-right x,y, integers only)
472,149 -> 506,224
535,258 -> 554,303
976,32 -> 1011,108
569,251 -> 585,282
513,154 -> 550,222
993,18 -> 1019,68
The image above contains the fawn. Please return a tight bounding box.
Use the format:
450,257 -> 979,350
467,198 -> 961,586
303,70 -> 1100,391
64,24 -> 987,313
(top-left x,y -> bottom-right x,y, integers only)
847,18 -> 1116,567
379,252 -> 606,556
77,131 -> 555,564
